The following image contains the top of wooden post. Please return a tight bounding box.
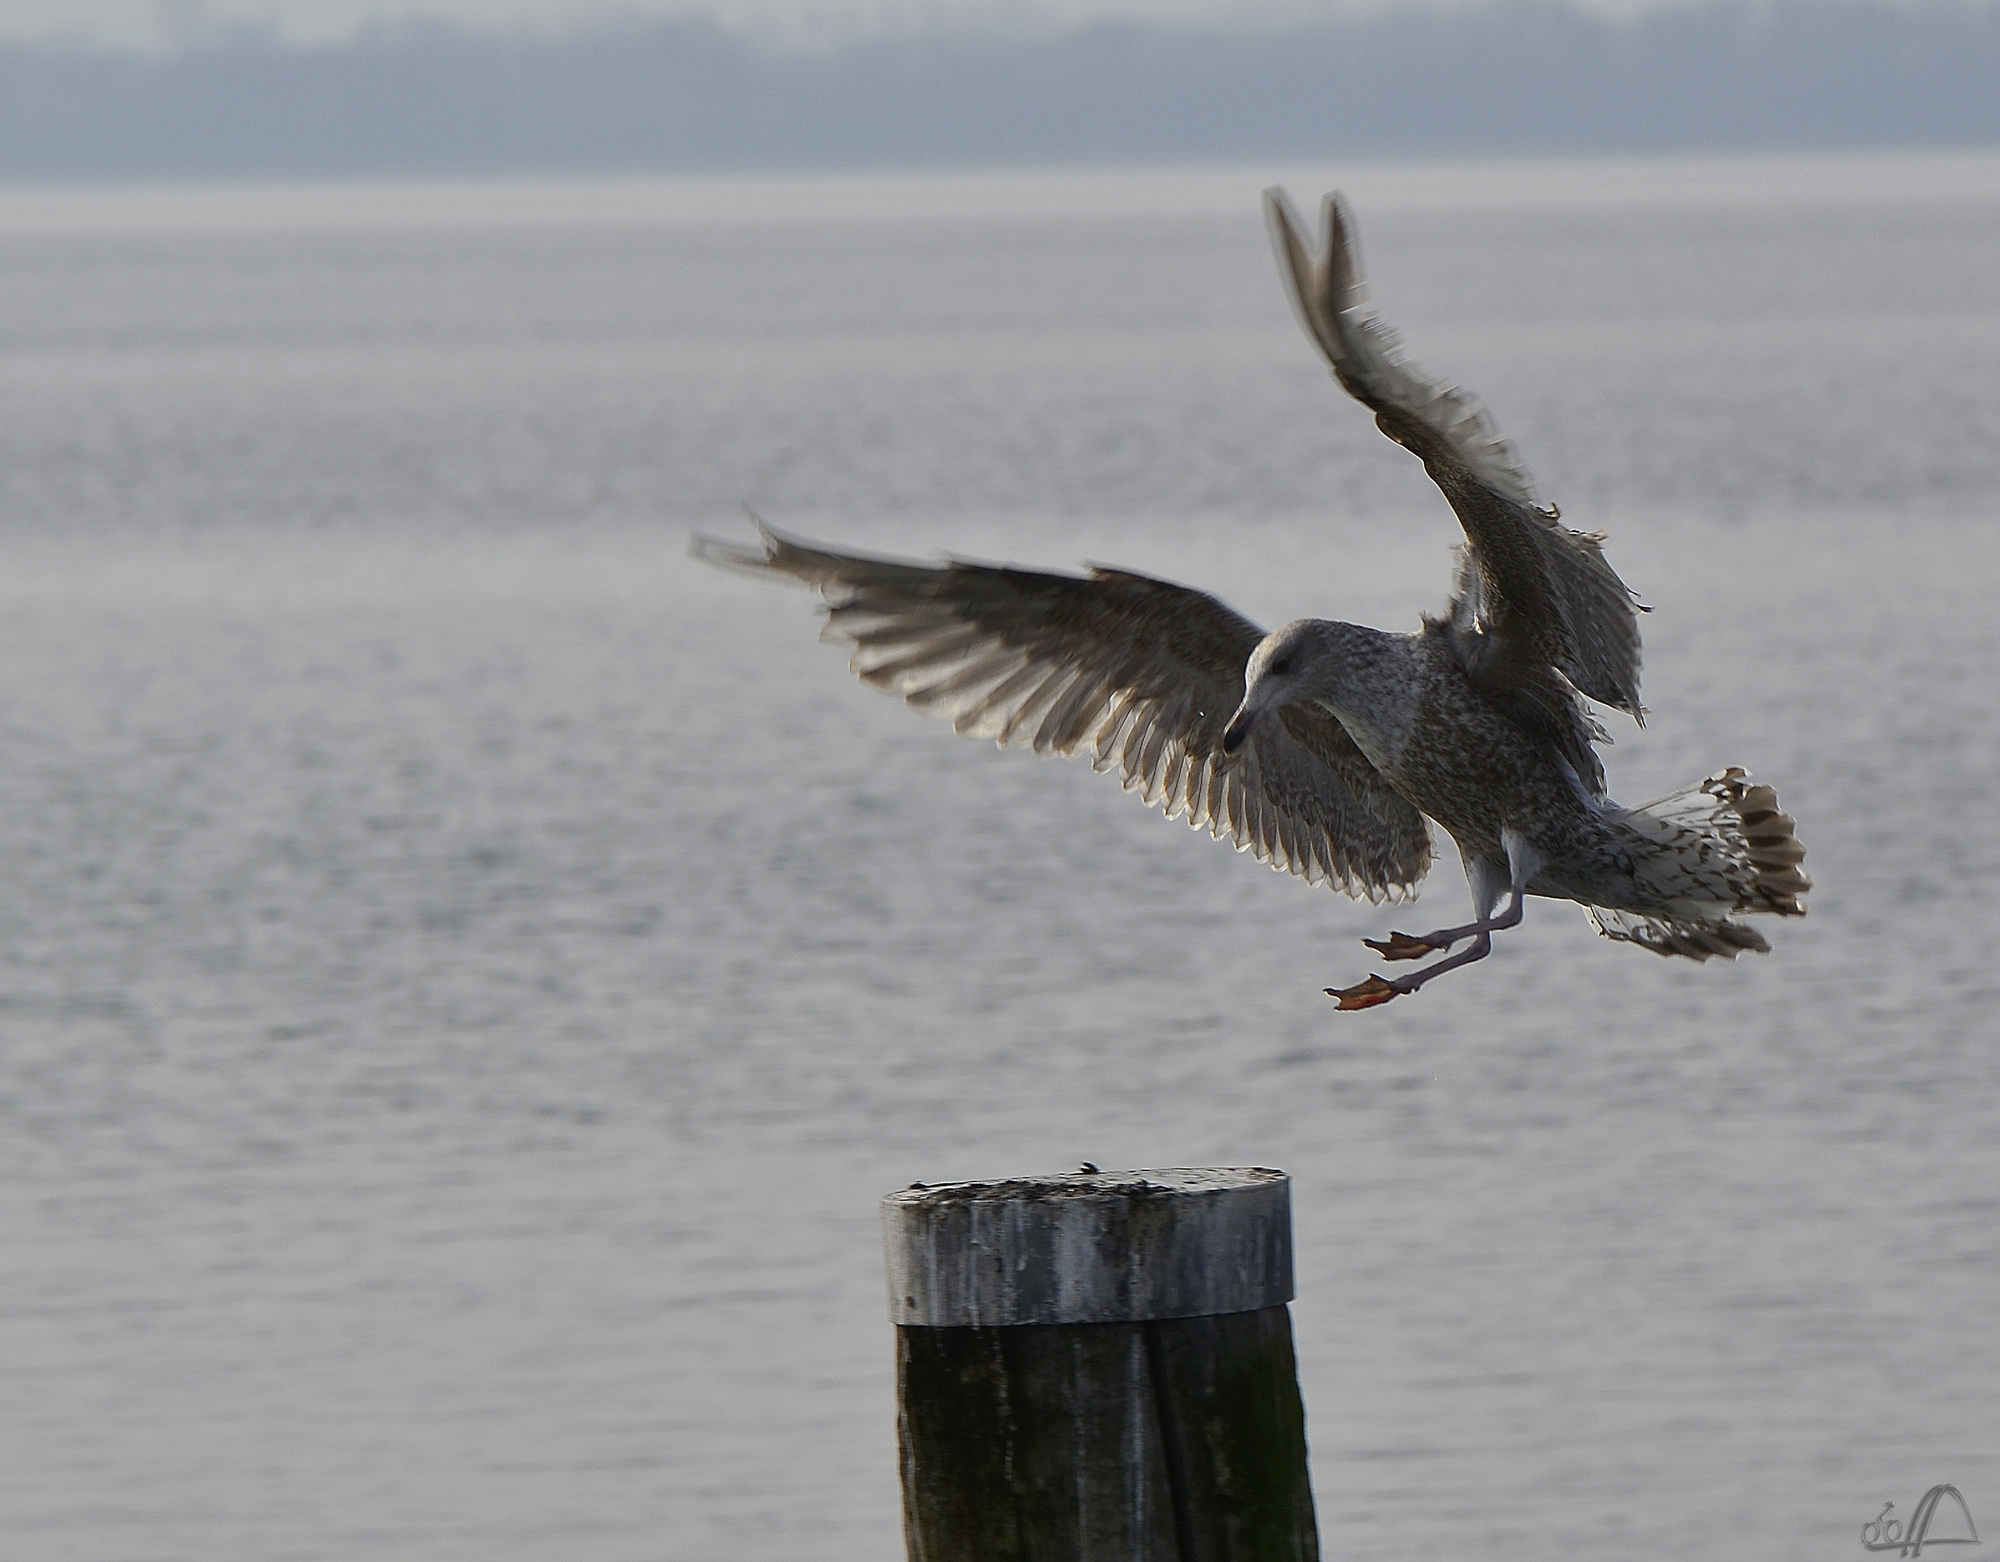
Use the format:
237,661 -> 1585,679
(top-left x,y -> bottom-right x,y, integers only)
881,1167 -> 1293,1327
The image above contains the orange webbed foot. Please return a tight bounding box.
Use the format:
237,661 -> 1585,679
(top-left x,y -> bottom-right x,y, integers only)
1362,931 -> 1442,962
1326,974 -> 1405,1010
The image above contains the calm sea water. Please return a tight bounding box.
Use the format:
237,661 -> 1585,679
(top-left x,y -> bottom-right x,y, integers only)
0,154 -> 1997,1560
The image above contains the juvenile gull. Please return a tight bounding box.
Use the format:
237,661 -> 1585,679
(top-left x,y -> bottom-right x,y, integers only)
694,189 -> 1809,1008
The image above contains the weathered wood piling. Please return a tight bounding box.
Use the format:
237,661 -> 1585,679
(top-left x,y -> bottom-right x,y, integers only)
882,1167 -> 1319,1561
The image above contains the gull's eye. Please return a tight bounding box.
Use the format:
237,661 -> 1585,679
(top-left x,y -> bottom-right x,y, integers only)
1269,657 -> 1294,677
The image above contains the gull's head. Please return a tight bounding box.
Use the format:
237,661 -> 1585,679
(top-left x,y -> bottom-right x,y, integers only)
1222,620 -> 1324,756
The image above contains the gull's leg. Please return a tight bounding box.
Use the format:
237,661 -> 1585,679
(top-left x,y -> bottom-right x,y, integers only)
1331,835 -> 1541,1009
1364,841 -> 1525,958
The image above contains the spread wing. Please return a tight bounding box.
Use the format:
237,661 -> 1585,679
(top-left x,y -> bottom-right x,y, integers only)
1264,186 -> 1644,721
693,519 -> 1432,902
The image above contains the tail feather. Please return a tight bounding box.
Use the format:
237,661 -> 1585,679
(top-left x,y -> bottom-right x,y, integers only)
1589,905 -> 1771,961
1588,767 -> 1809,961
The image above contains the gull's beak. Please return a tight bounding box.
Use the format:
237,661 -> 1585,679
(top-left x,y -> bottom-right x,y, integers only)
1221,702 -> 1257,756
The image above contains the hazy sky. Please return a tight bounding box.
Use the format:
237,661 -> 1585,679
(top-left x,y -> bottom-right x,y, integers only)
0,0 -> 1798,49
4,0 -> 1295,48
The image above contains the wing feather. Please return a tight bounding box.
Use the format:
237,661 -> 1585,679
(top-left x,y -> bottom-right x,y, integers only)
1264,186 -> 1645,719
693,519 -> 1432,901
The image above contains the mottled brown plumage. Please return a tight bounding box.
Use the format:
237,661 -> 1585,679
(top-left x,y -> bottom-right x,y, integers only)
694,527 -> 1433,903
693,188 -> 1809,1005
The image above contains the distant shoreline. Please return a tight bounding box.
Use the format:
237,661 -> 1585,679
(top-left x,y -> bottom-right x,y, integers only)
1,5 -> 1998,181
1,150 -> 1998,234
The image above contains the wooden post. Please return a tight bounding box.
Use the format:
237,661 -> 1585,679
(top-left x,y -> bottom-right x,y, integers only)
882,1167 -> 1319,1562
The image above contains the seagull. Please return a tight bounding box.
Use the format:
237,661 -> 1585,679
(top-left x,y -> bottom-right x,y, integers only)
693,188 -> 1808,1008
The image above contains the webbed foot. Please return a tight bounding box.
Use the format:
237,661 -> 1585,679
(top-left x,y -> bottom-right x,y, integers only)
1326,974 -> 1406,1010
1362,930 -> 1444,962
